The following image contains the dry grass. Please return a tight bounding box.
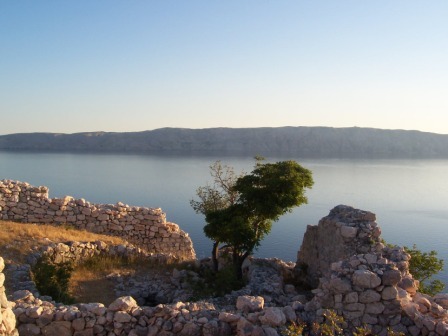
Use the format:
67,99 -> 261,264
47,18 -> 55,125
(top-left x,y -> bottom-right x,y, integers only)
68,255 -> 158,305
69,269 -> 118,305
0,220 -> 126,264
0,220 -> 180,305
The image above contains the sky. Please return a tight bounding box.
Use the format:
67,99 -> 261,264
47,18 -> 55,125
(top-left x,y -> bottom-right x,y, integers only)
1,1 -> 447,135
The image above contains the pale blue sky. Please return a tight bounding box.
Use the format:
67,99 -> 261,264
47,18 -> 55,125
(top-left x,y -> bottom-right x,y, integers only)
1,1 -> 447,135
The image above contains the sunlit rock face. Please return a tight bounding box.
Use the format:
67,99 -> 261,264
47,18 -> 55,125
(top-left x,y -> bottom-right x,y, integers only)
296,205 -> 448,336
296,204 -> 381,287
0,256 -> 18,336
0,179 -> 196,261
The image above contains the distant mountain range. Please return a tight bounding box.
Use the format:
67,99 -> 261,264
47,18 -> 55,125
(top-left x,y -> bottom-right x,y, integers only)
1,127 -> 448,158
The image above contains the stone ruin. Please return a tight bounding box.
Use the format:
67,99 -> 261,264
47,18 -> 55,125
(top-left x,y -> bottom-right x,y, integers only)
0,180 -> 195,261
296,205 -> 448,336
0,257 -> 18,336
1,200 -> 448,335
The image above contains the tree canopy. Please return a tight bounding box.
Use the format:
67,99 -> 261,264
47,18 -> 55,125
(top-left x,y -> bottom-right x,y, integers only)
191,158 -> 314,277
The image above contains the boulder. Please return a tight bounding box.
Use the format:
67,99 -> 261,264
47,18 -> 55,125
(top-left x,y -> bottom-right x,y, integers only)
108,296 -> 138,312
352,270 -> 381,289
236,296 -> 264,313
259,307 -> 286,327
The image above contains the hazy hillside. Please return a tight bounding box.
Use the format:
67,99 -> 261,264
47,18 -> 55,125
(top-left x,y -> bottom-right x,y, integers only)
1,127 -> 448,158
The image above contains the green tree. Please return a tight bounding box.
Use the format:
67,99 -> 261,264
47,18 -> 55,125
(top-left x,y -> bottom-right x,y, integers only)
405,245 -> 445,295
193,158 -> 314,278
190,161 -> 242,271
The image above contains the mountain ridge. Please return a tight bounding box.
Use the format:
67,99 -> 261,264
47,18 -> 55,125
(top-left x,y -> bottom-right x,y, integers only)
1,126 -> 448,158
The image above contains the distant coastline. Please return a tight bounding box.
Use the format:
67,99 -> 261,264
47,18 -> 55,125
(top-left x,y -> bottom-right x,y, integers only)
1,126 -> 448,159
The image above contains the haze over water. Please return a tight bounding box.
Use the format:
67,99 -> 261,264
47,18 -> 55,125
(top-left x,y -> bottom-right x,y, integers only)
1,151 -> 447,288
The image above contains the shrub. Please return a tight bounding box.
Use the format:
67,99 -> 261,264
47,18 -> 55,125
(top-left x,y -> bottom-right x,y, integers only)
32,256 -> 75,304
405,244 -> 445,295
188,265 -> 245,299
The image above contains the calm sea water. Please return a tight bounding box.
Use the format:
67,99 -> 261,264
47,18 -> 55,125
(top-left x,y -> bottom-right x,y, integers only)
1,151 -> 447,287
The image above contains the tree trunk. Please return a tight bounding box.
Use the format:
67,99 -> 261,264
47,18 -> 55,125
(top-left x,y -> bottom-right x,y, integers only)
233,251 -> 243,280
212,241 -> 219,272
233,249 -> 251,280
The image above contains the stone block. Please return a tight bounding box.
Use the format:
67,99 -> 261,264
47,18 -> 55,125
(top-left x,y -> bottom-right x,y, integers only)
236,296 -> 264,313
352,270 -> 381,289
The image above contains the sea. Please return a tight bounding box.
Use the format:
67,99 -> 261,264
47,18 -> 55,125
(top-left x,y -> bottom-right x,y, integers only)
1,151 -> 447,288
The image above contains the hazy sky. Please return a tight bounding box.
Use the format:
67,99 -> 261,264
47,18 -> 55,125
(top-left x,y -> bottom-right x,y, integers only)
1,1 -> 447,135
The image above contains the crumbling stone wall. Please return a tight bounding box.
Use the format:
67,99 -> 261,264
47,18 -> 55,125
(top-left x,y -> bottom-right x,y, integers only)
0,257 -> 18,336
297,205 -> 448,336
0,180 -> 195,261
3,205 -> 448,336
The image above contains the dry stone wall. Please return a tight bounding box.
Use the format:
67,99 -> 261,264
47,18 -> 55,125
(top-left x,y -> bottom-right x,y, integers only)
297,205 -> 448,336
0,257 -> 18,336
8,240 -> 173,298
0,180 -> 195,261
2,205 -> 448,335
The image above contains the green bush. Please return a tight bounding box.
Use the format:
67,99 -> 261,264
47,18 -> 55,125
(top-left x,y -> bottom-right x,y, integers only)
189,265 -> 245,299
32,256 -> 75,304
405,244 -> 445,295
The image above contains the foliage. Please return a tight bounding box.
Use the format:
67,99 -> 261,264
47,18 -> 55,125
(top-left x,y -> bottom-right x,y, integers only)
192,158 -> 313,278
188,265 -> 245,300
190,160 -> 241,215
311,310 -> 344,336
32,256 -> 75,304
352,325 -> 373,336
282,321 -> 306,336
190,161 -> 242,271
405,244 -> 445,295
280,311 -> 409,336
386,328 -> 405,336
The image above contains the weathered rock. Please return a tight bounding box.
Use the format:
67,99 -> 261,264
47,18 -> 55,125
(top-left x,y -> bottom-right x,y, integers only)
236,317 -> 254,336
352,270 -> 381,289
219,312 -> 241,323
18,324 -> 41,336
42,321 -> 72,336
329,278 -> 352,294
236,296 -> 264,313
381,286 -> 398,301
114,311 -> 132,323
359,290 -> 381,303
259,307 -> 286,327
382,269 -> 402,286
340,226 -> 358,239
179,322 -> 201,336
108,296 -> 138,312
365,302 -> 385,315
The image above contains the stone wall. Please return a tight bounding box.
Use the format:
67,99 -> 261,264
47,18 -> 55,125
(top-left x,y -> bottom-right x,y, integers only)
9,258 -> 305,336
0,180 -> 195,261
3,205 -> 448,335
297,205 -> 448,336
8,240 -> 176,298
0,257 -> 18,336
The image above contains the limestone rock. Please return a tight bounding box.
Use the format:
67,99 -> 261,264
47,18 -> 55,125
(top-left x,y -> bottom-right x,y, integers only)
359,290 -> 381,303
236,296 -> 264,313
381,286 -> 398,301
259,307 -> 286,327
352,270 -> 381,289
42,321 -> 72,336
382,269 -> 402,286
340,226 -> 357,239
108,296 -> 138,312
219,312 -> 240,323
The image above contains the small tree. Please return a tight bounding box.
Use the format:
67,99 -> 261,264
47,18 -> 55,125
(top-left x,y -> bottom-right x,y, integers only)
192,158 -> 314,278
190,161 -> 242,271
405,245 -> 445,295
